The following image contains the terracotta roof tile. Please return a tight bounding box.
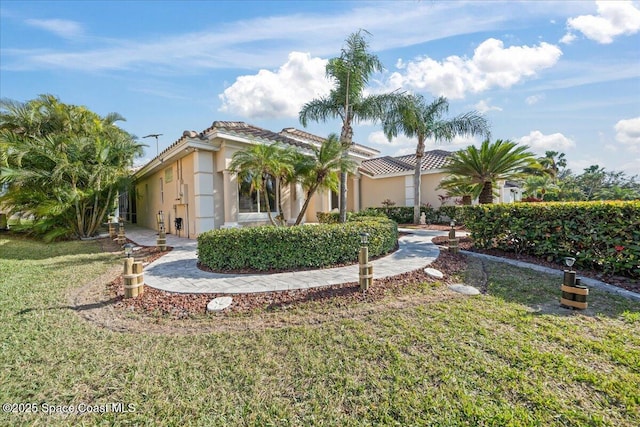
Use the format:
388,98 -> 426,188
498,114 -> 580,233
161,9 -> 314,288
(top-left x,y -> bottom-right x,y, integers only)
360,150 -> 451,176
279,128 -> 379,158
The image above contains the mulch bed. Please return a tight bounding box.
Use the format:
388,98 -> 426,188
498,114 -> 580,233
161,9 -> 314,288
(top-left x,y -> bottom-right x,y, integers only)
106,245 -> 467,319
432,235 -> 640,294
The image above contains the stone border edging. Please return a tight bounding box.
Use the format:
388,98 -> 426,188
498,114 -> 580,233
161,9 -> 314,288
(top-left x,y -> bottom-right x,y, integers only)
461,250 -> 640,302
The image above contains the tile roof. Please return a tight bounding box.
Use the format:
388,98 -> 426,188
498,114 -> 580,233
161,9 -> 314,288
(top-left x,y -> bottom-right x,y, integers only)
207,121 -> 313,150
279,127 -> 379,158
360,149 -> 452,176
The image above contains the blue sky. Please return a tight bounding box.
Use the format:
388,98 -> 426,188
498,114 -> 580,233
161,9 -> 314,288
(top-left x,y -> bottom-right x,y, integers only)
1,0 -> 639,175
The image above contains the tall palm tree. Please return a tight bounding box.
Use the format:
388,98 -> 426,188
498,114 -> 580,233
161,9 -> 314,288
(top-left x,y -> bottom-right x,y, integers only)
443,139 -> 537,204
382,94 -> 490,223
0,95 -> 144,240
299,30 -> 402,223
294,134 -> 356,225
228,142 -> 293,226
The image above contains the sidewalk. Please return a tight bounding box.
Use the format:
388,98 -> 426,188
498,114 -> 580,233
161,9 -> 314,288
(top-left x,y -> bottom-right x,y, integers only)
123,225 -> 444,294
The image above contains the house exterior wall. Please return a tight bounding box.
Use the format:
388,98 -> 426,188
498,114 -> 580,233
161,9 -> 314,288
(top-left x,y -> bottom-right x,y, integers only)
360,172 -> 450,209
360,175 -> 405,208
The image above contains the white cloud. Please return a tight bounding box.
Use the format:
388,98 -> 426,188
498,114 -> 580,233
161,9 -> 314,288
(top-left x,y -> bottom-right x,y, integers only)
25,18 -> 84,39
518,130 -> 576,151
474,99 -> 502,113
615,116 -> 640,150
559,32 -> 577,44
218,52 -> 331,119
565,0 -> 640,44
525,94 -> 545,105
389,38 -> 562,99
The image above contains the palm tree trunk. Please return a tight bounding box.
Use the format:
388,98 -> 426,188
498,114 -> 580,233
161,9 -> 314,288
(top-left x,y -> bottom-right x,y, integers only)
462,195 -> 472,205
413,137 -> 425,224
339,121 -> 352,224
294,183 -> 319,226
262,183 -> 277,226
479,181 -> 494,204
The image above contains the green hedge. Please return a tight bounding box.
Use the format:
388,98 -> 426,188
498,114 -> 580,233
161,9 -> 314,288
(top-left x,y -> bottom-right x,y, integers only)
463,201 -> 640,278
198,217 -> 398,271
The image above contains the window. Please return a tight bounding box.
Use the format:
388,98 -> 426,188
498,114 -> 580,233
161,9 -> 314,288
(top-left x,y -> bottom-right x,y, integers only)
238,173 -> 276,213
331,190 -> 339,210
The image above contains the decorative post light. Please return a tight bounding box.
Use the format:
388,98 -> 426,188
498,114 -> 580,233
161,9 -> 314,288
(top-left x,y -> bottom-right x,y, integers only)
117,219 -> 126,244
122,242 -> 144,299
560,256 -> 588,310
123,242 -> 134,258
359,232 -> 373,291
448,219 -> 459,254
156,210 -> 167,251
107,215 -> 116,238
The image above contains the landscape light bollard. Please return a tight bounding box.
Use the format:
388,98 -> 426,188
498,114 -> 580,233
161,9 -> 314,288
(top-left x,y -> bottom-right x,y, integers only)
156,210 -> 167,251
117,220 -> 126,245
560,256 -> 588,310
108,218 -> 116,239
122,243 -> 144,298
359,232 -> 373,291
448,220 -> 459,254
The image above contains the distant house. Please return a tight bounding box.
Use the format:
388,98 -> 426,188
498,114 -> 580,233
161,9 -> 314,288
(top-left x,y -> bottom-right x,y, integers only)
130,121 -> 379,238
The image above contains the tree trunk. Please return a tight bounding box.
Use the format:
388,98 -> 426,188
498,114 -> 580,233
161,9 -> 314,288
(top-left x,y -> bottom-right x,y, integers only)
462,195 -> 472,205
413,137 -> 425,224
339,120 -> 353,224
262,181 -> 277,226
294,183 -> 319,226
479,181 -> 494,204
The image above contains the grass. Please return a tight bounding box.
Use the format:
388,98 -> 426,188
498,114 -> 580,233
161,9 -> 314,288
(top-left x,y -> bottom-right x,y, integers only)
1,234 -> 639,426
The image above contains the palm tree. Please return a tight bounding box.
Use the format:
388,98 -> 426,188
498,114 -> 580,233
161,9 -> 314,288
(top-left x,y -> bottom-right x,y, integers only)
382,94 -> 490,223
437,175 -> 482,205
0,95 -> 144,240
299,30 -> 402,223
523,175 -> 557,200
442,139 -> 537,204
228,142 -> 293,226
294,134 -> 356,225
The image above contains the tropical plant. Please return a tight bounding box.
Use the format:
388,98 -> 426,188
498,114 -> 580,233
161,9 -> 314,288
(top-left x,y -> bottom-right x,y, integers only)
437,175 -> 482,205
382,94 -> 489,222
228,142 -> 293,226
523,175 -> 558,200
299,29 -> 403,223
294,134 -> 356,225
0,95 -> 144,241
442,139 -> 537,204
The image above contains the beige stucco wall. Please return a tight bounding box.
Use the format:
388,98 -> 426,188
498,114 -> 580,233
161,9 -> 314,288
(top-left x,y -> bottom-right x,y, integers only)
360,172 -> 450,209
360,175 -> 406,208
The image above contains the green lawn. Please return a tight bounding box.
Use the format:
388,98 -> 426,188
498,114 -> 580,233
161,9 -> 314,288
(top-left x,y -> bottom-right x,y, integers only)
1,234 -> 639,426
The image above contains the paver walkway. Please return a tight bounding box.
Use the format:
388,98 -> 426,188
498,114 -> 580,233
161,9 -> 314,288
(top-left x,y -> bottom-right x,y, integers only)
123,225 -> 444,294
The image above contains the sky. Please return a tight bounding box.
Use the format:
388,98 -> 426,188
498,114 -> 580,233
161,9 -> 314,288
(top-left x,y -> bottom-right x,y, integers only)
1,0 -> 639,175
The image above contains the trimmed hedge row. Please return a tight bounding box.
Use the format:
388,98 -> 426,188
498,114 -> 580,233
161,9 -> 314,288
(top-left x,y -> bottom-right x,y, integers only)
198,217 -> 398,271
319,207 -> 448,224
462,201 -> 640,278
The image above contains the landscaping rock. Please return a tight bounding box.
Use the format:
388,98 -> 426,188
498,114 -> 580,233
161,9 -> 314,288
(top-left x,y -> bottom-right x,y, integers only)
424,268 -> 444,279
448,284 -> 480,296
207,296 -> 233,312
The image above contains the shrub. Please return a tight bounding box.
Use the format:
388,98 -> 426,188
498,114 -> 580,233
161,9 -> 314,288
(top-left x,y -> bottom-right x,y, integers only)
198,217 -> 398,271
463,201 -> 640,278
362,205 -> 439,224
